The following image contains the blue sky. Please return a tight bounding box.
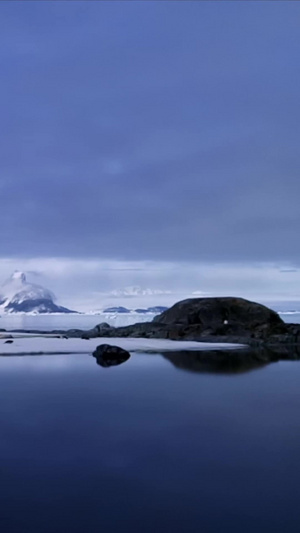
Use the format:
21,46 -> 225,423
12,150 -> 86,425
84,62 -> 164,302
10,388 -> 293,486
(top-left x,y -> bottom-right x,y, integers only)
0,1 -> 299,307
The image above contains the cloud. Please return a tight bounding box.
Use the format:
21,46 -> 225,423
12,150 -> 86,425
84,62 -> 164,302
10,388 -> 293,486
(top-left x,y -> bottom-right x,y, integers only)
0,257 -> 300,311
0,2 -> 298,266
280,269 -> 299,274
108,286 -> 173,298
25,270 -> 44,277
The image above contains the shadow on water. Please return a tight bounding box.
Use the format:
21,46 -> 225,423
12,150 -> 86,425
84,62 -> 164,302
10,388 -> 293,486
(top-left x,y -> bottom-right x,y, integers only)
161,345 -> 300,374
90,346 -> 297,375
161,349 -> 269,374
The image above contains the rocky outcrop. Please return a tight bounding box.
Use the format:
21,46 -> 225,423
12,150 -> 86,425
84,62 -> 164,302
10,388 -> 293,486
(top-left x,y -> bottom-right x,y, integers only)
264,323 -> 300,346
153,297 -> 284,339
81,322 -> 114,339
72,297 -> 293,345
9,297 -> 300,348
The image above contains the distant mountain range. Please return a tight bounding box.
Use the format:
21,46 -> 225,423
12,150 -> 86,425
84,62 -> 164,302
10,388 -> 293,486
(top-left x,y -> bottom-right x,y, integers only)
0,272 -> 170,315
103,306 -> 130,314
110,286 -> 171,298
0,271 -> 77,314
103,306 -> 168,314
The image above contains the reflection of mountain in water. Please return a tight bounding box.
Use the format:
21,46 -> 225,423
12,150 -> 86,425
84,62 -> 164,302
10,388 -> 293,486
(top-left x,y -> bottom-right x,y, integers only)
162,346 -> 300,375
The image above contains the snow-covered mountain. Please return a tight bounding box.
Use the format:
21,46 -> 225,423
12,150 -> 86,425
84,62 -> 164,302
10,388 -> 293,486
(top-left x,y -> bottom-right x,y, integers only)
0,271 -> 77,314
135,306 -> 168,314
101,305 -> 169,314
110,286 -> 172,298
103,306 -> 131,314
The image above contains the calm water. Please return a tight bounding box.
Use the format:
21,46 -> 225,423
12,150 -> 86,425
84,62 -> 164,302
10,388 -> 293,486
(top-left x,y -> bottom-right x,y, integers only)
1,350 -> 300,532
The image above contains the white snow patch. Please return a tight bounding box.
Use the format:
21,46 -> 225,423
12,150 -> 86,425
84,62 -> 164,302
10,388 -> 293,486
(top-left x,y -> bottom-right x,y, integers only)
0,336 -> 246,356
110,286 -> 172,298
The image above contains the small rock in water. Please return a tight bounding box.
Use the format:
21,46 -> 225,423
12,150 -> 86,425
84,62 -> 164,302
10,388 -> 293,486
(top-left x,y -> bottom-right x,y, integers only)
92,344 -> 130,368
4,340 -> 13,344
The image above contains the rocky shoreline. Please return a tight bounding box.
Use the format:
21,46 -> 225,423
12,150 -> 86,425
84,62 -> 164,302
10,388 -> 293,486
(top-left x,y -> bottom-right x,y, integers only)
5,297 -> 300,348
3,297 -> 300,373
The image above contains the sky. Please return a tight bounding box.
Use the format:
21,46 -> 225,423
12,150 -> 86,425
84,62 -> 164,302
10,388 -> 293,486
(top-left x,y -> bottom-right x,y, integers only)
0,1 -> 300,309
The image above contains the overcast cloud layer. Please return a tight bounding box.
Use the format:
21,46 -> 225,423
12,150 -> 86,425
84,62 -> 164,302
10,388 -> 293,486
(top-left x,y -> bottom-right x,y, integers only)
1,258 -> 300,311
0,2 -> 299,263
0,2 -> 300,306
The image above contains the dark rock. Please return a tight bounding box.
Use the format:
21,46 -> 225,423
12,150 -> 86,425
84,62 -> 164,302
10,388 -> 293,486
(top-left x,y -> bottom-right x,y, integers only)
82,323 -> 115,339
94,323 -> 114,334
153,297 -> 285,339
93,321 -> 171,339
57,323 -> 115,339
66,328 -> 84,338
4,339 -> 13,344
92,344 -> 130,367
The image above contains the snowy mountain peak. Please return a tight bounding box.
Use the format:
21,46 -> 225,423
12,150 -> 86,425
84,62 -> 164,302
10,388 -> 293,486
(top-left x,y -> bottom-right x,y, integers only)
1,271 -> 54,302
0,271 -> 77,314
110,286 -> 172,298
10,270 -> 26,283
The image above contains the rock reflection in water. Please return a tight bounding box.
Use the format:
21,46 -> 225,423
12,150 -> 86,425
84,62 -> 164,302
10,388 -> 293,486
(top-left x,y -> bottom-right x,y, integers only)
94,352 -> 131,368
91,343 -> 300,373
162,348 -> 283,374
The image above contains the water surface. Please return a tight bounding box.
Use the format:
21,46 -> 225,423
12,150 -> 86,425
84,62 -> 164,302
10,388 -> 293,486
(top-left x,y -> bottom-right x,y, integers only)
1,351 -> 300,532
